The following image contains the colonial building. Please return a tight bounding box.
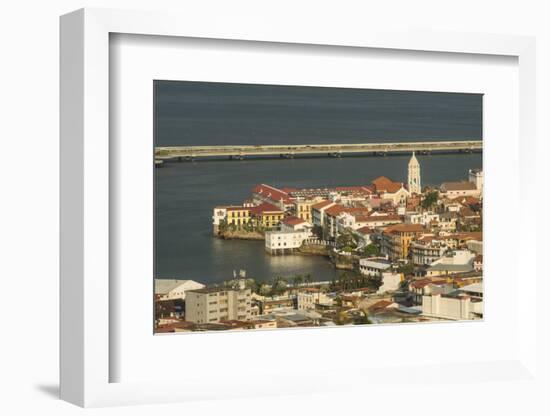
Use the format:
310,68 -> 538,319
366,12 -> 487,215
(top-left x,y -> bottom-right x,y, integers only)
371,176 -> 410,206
225,206 -> 252,228
380,223 -> 425,260
265,230 -> 309,254
410,236 -> 449,265
407,152 -> 421,194
249,202 -> 285,229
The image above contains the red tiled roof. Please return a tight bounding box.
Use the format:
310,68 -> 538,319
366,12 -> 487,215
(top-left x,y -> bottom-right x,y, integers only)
311,200 -> 334,210
249,202 -> 284,215
441,181 -> 477,191
333,186 -> 373,194
356,226 -> 374,234
252,184 -> 292,203
383,223 -> 424,234
281,216 -> 307,226
325,205 -> 347,217
226,206 -> 250,212
371,176 -> 404,194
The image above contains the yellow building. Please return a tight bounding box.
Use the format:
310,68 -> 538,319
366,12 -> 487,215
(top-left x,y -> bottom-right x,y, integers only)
226,206 -> 252,228
381,223 -> 425,260
250,202 -> 285,229
293,199 -> 318,222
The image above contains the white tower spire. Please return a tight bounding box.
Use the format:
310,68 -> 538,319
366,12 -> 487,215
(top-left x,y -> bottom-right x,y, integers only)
408,151 -> 421,194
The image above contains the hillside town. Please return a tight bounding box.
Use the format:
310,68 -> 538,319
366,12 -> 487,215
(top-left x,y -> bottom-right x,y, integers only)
155,153 -> 483,333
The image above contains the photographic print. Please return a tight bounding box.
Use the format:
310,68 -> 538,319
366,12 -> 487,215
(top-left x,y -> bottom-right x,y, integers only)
153,81 -> 483,333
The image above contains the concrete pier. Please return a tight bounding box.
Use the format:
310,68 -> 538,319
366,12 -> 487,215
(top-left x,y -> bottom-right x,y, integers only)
155,140 -> 482,161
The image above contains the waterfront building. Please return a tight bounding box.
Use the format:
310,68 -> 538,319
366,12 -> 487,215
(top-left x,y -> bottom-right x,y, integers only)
185,283 -> 252,324
380,223 -> 425,260
407,152 -> 421,194
249,202 -> 285,229
251,184 -> 292,210
265,230 -> 309,254
154,279 -> 205,301
212,206 -> 228,234
225,206 -> 252,228
359,257 -> 392,277
280,216 -> 313,233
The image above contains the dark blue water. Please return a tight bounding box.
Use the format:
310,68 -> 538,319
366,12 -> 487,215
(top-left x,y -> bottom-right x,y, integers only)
154,81 -> 482,284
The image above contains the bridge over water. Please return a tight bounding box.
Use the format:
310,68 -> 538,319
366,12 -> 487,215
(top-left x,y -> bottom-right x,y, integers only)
155,140 -> 482,162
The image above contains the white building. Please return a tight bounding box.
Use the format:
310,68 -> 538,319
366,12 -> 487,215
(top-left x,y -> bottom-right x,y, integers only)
265,230 -> 309,254
212,206 -> 228,234
405,211 -> 439,226
280,216 -> 313,234
422,282 -> 483,320
426,249 -> 476,277
155,279 -> 205,301
359,257 -> 392,277
408,152 -> 421,194
185,284 -> 252,324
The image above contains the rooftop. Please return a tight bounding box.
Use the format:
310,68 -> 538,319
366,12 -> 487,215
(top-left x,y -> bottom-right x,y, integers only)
441,181 -> 477,191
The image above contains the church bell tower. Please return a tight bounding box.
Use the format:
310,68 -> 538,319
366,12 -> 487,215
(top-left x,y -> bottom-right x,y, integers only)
408,152 -> 421,194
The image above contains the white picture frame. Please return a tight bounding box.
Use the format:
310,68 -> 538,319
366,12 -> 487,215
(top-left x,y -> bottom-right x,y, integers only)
60,7 -> 539,408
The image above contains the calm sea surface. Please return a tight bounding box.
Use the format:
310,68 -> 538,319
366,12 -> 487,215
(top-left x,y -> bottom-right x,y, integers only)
154,81 -> 482,284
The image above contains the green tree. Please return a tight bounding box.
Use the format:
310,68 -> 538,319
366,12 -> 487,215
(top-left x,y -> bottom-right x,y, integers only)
360,243 -> 380,257
422,190 -> 439,210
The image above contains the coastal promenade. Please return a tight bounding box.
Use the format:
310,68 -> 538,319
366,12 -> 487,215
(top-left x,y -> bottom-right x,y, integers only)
155,140 -> 482,161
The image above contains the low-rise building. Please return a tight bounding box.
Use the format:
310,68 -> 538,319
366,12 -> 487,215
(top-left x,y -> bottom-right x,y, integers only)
440,181 -> 481,198
249,202 -> 285,229
410,236 -> 449,265
296,288 -> 333,310
226,206 -> 252,228
405,211 -> 440,226
422,282 -> 483,320
426,249 -> 475,277
280,216 -> 313,233
265,230 -> 309,254
359,257 -> 392,277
